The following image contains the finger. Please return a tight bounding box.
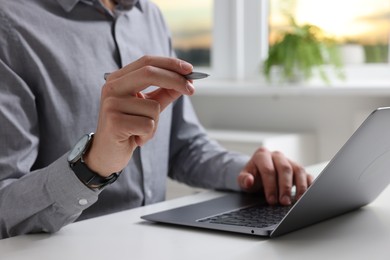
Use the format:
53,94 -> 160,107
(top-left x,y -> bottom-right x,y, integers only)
136,91 -> 161,139
92,112 -> 156,173
107,55 -> 193,81
145,88 -> 183,111
106,66 -> 195,97
136,92 -> 146,99
103,95 -> 160,122
272,151 -> 293,205
115,95 -> 162,143
110,113 -> 156,139
252,148 -> 278,205
100,96 -> 161,144
289,160 -> 308,200
122,115 -> 155,147
307,173 -> 314,186
238,171 -> 256,191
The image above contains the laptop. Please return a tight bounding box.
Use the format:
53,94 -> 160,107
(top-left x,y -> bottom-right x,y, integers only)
141,107 -> 390,237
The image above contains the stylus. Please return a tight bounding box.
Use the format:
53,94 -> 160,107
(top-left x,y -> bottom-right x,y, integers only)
104,71 -> 209,81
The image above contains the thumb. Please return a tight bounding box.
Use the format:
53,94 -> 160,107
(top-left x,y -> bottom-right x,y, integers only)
145,88 -> 182,111
238,172 -> 255,191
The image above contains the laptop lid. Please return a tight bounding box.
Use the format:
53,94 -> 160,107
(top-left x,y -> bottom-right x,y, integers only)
141,107 -> 390,237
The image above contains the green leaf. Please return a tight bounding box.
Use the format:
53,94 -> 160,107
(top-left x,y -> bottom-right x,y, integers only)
263,17 -> 344,84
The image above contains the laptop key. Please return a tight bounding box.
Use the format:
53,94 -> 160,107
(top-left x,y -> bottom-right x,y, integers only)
198,204 -> 293,228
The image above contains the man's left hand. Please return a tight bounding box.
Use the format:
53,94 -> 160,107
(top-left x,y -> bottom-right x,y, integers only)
238,147 -> 313,206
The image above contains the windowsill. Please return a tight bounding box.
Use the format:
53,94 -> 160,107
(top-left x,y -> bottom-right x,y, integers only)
194,79 -> 390,97
192,64 -> 390,97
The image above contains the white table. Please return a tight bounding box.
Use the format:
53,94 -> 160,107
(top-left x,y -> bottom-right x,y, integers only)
1,162 -> 390,260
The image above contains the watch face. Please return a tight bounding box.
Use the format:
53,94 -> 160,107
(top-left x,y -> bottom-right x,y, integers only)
68,134 -> 91,163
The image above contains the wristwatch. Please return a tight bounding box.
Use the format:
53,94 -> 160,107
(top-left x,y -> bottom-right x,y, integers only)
67,133 -> 119,191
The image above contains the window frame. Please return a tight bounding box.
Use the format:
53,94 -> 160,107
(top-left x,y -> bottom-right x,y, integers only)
210,0 -> 266,80
208,0 -> 390,86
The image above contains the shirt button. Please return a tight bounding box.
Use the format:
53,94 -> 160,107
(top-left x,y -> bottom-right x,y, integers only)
146,189 -> 153,198
78,198 -> 88,206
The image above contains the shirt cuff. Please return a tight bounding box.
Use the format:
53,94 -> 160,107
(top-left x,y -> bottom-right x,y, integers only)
224,154 -> 250,191
46,153 -> 100,212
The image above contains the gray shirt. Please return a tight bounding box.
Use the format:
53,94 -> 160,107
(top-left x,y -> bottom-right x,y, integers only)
0,0 -> 249,239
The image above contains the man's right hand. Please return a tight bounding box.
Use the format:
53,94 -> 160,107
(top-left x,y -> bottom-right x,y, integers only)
83,55 -> 195,177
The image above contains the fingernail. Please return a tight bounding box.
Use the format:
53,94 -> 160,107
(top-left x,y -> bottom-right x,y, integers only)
268,195 -> 277,205
282,195 -> 291,205
186,82 -> 195,94
180,61 -> 193,72
296,192 -> 305,200
244,175 -> 252,189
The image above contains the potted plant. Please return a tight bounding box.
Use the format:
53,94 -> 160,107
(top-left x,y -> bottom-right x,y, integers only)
263,17 -> 344,84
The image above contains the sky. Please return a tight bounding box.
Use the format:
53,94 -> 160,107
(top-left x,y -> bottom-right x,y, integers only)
152,0 -> 213,49
271,0 -> 390,45
153,0 -> 390,49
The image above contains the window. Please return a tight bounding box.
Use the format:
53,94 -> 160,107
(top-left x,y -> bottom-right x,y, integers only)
152,0 -> 213,67
153,0 -> 390,85
270,0 -> 390,65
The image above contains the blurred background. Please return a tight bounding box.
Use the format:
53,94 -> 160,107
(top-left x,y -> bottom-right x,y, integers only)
152,0 -> 390,198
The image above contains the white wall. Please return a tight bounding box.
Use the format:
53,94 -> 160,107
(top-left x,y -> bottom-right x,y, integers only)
167,86 -> 390,199
190,86 -> 390,165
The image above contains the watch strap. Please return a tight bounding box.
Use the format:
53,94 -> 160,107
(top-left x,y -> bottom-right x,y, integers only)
72,160 -> 119,191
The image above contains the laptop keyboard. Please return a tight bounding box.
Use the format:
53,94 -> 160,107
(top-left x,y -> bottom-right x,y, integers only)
197,204 -> 293,228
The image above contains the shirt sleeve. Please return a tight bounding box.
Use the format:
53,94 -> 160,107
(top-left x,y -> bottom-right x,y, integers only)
168,96 -> 250,191
0,58 -> 99,240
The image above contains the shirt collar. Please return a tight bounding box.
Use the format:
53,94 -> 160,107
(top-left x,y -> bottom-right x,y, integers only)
56,0 -> 143,13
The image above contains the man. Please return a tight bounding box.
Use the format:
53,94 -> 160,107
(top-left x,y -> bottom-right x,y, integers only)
0,0 -> 312,239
